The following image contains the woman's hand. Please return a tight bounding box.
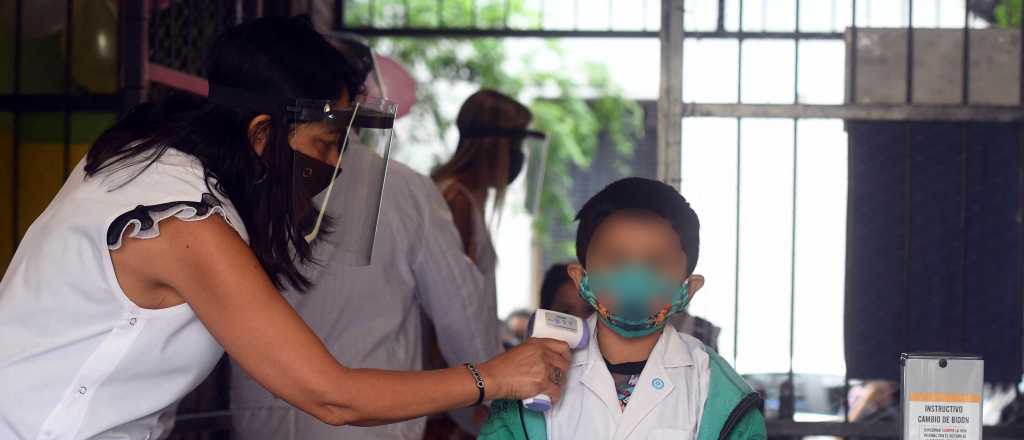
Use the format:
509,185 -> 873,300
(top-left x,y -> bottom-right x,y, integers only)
478,338 -> 572,404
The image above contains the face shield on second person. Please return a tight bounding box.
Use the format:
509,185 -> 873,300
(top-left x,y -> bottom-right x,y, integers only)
460,127 -> 550,215
518,130 -> 549,214
209,85 -> 397,266
290,96 -> 397,265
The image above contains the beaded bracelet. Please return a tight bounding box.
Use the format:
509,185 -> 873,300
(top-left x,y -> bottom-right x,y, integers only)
463,363 -> 485,406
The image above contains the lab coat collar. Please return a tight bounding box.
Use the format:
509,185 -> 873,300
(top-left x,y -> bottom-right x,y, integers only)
659,323 -> 697,368
574,315 -> 698,439
578,316 -> 622,417
575,315 -> 696,368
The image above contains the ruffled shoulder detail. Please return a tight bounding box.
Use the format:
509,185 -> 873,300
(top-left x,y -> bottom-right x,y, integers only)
106,193 -> 231,250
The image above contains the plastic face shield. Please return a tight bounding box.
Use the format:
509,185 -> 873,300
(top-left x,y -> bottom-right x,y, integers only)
291,96 -> 396,265
460,127 -> 549,215
519,130 -> 550,214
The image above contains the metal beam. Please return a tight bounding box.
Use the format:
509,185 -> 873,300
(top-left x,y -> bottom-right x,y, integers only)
767,421 -> 896,438
683,103 -> 1024,122
62,0 -> 74,178
766,421 -> 1024,439
346,27 -> 658,38
148,63 -> 209,97
339,27 -> 843,40
658,0 -> 684,189
671,30 -> 845,40
12,0 -> 23,251
118,0 -> 148,113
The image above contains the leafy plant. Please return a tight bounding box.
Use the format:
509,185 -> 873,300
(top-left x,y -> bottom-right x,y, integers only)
345,0 -> 644,260
995,0 -> 1022,27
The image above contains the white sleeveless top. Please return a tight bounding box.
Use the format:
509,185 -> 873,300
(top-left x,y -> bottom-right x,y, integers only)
0,149 -> 248,440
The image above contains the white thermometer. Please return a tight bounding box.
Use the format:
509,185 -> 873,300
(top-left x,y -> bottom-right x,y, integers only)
522,309 -> 590,412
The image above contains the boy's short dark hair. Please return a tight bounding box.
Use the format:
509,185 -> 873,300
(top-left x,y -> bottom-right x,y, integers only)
575,177 -> 700,275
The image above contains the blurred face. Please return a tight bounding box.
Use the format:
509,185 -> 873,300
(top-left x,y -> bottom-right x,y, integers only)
549,280 -> 591,319
588,212 -> 688,280
507,315 -> 530,340
289,121 -> 343,165
289,90 -> 351,166
568,211 -> 704,302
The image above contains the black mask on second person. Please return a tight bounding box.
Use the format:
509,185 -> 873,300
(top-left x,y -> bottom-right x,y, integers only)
292,151 -> 339,233
508,145 -> 525,184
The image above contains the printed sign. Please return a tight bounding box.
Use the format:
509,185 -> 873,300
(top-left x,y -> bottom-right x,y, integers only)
906,393 -> 980,439
902,354 -> 983,440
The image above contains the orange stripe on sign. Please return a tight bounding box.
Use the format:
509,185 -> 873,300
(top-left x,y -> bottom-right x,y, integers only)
908,393 -> 982,403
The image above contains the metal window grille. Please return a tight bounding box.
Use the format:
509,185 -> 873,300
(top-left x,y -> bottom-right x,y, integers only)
664,2 -> 1023,437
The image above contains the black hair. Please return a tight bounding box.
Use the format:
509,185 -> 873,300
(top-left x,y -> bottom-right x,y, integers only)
574,177 -> 700,275
539,263 -> 572,310
84,16 -> 370,291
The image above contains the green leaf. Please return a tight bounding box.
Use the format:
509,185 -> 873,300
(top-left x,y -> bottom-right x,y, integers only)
995,0 -> 1022,28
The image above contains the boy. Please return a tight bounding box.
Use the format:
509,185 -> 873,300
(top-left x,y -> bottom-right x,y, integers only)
480,177 -> 766,440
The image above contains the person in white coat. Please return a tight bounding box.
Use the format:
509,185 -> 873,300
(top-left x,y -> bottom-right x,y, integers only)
480,178 -> 766,440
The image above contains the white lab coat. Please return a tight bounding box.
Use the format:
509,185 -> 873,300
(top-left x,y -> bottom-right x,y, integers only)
546,315 -> 712,440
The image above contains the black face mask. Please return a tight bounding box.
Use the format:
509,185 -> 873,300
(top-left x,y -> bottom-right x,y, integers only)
460,127 -> 538,185
292,151 -> 338,233
508,145 -> 525,184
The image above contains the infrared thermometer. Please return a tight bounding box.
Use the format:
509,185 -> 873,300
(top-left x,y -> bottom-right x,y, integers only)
522,309 -> 590,412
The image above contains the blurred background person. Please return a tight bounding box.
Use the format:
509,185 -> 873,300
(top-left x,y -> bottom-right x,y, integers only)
431,89 -> 532,283
501,309 -> 533,349
538,262 -> 592,319
422,89 -> 533,439
500,262 -> 593,349
668,310 -> 721,352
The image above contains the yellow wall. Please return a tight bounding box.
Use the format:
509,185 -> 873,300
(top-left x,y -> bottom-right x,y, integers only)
0,112 -> 114,270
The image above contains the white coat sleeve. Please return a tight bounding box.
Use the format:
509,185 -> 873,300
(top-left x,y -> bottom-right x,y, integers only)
409,175 -> 502,365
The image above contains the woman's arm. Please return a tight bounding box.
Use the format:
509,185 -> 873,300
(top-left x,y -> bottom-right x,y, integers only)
111,215 -> 569,426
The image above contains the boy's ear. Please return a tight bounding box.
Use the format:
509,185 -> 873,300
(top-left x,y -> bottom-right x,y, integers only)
567,262 -> 586,290
687,274 -> 705,302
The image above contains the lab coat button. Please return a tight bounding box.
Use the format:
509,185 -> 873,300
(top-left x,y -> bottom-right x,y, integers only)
79,386 -> 88,395
652,378 -> 665,390
129,317 -> 138,326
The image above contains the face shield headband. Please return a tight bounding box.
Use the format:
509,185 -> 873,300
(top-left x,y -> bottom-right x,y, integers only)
208,84 -> 397,265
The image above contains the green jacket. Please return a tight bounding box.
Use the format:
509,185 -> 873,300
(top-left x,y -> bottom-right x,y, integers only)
478,348 -> 766,440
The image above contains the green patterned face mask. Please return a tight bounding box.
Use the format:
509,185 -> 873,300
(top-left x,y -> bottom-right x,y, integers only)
578,264 -> 691,338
